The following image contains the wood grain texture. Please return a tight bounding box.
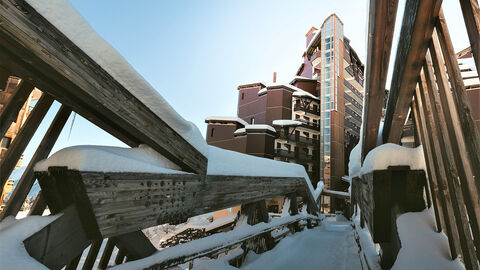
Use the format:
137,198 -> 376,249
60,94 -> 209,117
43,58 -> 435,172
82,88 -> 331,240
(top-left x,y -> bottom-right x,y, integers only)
0,0 -> 207,175
459,0 -> 480,74
382,0 -> 442,143
0,78 -> 33,138
361,0 -> 399,160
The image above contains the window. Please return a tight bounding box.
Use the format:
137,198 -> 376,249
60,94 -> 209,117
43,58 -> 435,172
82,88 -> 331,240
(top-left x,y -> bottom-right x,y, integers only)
295,114 -> 300,119
210,128 -> 215,137
277,142 -> 281,149
241,92 -> 245,100
250,117 -> 255,124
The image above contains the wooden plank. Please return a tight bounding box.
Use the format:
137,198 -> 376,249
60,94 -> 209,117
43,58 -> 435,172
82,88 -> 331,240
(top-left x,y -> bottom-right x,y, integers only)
411,98 -> 442,232
382,0 -> 442,143
361,0 -> 399,160
113,231 -> 157,261
0,79 -> 33,138
23,205 -> 93,270
422,59 -> 478,269
65,255 -> 81,270
0,0 -> 207,175
459,0 -> 480,74
0,94 -> 53,194
114,248 -> 127,265
0,105 -> 71,220
81,240 -> 102,270
36,170 -> 317,239
98,239 -> 115,270
417,75 -> 461,259
435,10 -> 480,207
429,32 -> 480,260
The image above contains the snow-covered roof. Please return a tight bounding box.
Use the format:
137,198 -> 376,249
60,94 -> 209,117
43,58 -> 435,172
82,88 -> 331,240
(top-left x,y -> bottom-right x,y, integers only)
360,144 -> 426,176
245,124 -> 276,133
205,116 -> 248,127
306,30 -> 321,58
258,87 -> 268,96
272,120 -> 303,127
293,90 -> 319,101
290,76 -> 317,84
464,78 -> 480,87
237,81 -> 267,89
233,128 -> 246,136
25,0 -> 208,156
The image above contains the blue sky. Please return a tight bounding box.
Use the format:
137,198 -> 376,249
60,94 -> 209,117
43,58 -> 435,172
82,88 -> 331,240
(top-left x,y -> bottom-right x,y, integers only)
19,0 -> 470,165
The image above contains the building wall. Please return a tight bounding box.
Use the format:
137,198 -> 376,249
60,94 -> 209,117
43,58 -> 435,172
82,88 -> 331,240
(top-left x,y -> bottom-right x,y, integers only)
238,85 -> 267,124
266,89 -> 292,125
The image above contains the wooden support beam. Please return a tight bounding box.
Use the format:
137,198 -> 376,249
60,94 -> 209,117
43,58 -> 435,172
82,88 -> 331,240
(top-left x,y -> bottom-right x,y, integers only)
113,231 -> 156,261
411,98 -> 442,231
429,31 -> 480,260
82,240 -> 102,270
417,76 -> 461,260
435,10 -> 480,202
383,0 -> 442,143
459,0 -> 480,74
361,0 -> 399,161
24,205 -> 93,270
421,62 -> 478,269
114,248 -> 127,265
65,255 -> 81,270
98,239 -> 115,270
0,105 -> 72,220
0,1 -> 207,175
0,79 -> 34,138
0,94 -> 53,194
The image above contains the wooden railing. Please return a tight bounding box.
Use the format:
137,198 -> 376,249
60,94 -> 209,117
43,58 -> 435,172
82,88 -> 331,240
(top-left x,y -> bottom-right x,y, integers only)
361,0 -> 480,269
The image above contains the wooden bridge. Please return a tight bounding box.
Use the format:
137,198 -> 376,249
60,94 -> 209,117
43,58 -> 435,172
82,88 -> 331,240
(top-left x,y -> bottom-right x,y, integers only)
0,0 -> 480,269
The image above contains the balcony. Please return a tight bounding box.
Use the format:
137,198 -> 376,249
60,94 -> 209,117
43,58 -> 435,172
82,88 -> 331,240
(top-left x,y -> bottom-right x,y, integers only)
294,103 -> 320,116
296,119 -> 320,131
278,132 -> 320,146
274,149 -> 318,162
311,51 -> 322,62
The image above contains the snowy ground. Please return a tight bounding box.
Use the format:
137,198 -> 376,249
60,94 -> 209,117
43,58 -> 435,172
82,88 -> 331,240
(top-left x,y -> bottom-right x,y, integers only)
191,216 -> 362,270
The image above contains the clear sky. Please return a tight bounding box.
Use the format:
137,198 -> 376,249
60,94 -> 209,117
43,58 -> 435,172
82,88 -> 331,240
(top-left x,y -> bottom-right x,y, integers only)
19,0 -> 471,165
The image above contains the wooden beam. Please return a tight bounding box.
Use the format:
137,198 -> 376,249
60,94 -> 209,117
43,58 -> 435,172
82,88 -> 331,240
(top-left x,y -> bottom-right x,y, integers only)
113,231 -> 156,261
98,239 -> 115,270
0,79 -> 34,138
0,94 -> 53,194
65,255 -> 81,270
422,62 -> 478,269
81,240 -> 102,270
0,105 -> 72,220
382,0 -> 442,143
435,10 -> 480,200
361,0 -> 399,161
417,75 -> 461,259
24,205 -> 93,270
0,0 -> 207,175
429,32 -> 480,260
459,0 -> 480,74
36,170 -> 316,239
28,191 -> 46,216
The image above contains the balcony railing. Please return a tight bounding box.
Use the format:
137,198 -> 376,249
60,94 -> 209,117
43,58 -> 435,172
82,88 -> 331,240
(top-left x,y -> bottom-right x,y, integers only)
278,132 -> 320,146
274,149 -> 318,162
296,119 -> 320,131
294,103 -> 320,115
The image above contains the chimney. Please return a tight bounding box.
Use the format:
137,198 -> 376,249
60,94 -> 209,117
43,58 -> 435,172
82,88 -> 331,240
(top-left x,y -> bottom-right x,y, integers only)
273,72 -> 277,83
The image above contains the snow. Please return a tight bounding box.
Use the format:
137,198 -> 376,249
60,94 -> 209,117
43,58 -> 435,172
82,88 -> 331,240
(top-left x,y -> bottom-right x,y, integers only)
207,146 -> 315,196
292,90 -> 319,100
348,142 -> 362,178
272,120 -> 302,127
238,81 -> 267,88
257,87 -> 267,95
34,144 -> 185,174
194,216 -> 362,270
25,0 -> 208,156
110,214 -> 318,270
352,211 -> 381,270
244,124 -> 276,133
233,128 -> 246,135
361,144 -> 426,175
205,116 -> 248,127
205,215 -> 237,232
0,215 -> 58,270
313,181 -> 324,201
323,189 -> 349,198
392,208 -> 465,270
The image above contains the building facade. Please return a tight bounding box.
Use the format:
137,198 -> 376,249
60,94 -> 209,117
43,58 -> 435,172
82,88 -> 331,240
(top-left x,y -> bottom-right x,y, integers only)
206,14 -> 364,212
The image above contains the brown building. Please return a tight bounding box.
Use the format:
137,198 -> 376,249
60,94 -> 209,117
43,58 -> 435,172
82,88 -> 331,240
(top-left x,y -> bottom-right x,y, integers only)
206,14 -> 364,212
456,47 -> 480,133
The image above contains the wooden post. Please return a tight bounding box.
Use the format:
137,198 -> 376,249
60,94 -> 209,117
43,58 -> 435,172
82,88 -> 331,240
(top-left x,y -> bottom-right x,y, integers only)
65,255 -> 81,270
28,191 -> 46,216
0,105 -> 72,220
114,248 -> 127,265
429,33 -> 480,260
0,79 -> 34,138
422,62 -> 478,269
411,98 -> 442,232
436,10 -> 480,193
459,0 -> 480,74
415,82 -> 461,259
0,94 -> 53,194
